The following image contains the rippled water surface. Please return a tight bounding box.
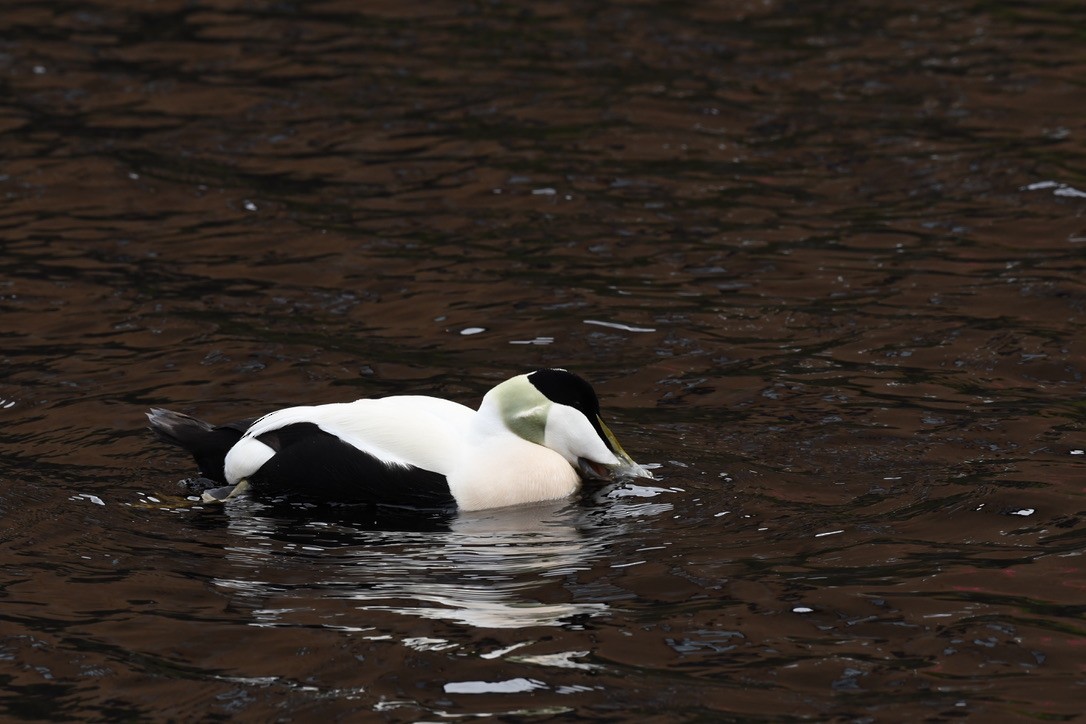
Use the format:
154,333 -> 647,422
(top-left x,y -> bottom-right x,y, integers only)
2,0 -> 1085,720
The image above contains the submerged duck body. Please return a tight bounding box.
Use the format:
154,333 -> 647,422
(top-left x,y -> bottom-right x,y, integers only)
147,368 -> 651,511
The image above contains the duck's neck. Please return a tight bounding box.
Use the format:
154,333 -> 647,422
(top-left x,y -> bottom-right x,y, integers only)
446,392 -> 579,511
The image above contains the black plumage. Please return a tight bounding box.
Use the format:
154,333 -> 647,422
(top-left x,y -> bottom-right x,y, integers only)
146,409 -> 253,484
147,410 -> 454,508
248,422 -> 454,507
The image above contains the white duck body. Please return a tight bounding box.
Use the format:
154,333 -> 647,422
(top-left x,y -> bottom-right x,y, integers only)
149,369 -> 651,511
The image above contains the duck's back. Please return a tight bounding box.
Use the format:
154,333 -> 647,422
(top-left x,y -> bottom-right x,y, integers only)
224,395 -> 473,487
307,395 -> 474,474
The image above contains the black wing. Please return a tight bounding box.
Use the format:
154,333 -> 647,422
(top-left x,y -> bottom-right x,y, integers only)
250,422 -> 455,509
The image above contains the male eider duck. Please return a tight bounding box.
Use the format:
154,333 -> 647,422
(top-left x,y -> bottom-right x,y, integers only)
147,368 -> 651,510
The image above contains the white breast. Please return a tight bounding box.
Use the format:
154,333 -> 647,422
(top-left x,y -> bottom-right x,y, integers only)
448,434 -> 580,511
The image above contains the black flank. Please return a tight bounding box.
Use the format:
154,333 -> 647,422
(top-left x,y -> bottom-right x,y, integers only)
251,423 -> 455,508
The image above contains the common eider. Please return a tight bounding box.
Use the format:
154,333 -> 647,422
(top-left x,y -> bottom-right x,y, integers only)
147,368 -> 652,510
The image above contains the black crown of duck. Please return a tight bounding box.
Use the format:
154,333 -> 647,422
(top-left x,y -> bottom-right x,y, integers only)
147,368 -> 651,510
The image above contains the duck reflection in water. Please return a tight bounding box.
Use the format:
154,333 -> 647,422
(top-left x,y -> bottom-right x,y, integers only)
206,484 -> 673,631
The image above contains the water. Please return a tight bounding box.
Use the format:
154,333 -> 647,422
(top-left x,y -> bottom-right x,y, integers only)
2,0 -> 1084,720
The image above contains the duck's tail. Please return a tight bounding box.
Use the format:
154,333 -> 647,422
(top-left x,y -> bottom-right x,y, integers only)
147,408 -> 253,484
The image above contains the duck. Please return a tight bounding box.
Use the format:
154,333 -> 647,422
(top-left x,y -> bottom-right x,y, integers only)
147,368 -> 652,510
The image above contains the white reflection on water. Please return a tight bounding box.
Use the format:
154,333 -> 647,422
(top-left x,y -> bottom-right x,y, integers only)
342,504 -> 609,629
210,488 -> 673,630
444,678 -> 546,694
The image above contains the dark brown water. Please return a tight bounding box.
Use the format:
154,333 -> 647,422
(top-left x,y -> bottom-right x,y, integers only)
2,0 -> 1085,720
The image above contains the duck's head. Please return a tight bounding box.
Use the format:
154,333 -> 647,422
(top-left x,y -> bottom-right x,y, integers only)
483,368 -> 653,481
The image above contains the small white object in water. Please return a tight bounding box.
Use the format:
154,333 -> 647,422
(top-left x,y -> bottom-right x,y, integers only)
509,336 -> 554,345
1054,186 -> 1086,198
480,642 -> 532,660
814,529 -> 844,538
1071,449 -> 1084,455
72,493 -> 105,506
459,327 -> 486,335
584,319 -> 656,333
444,678 -> 546,694
514,650 -> 598,671
1021,180 -> 1086,198
793,606 -> 814,614
609,484 -> 668,499
243,199 -> 258,211
1010,508 -> 1035,517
